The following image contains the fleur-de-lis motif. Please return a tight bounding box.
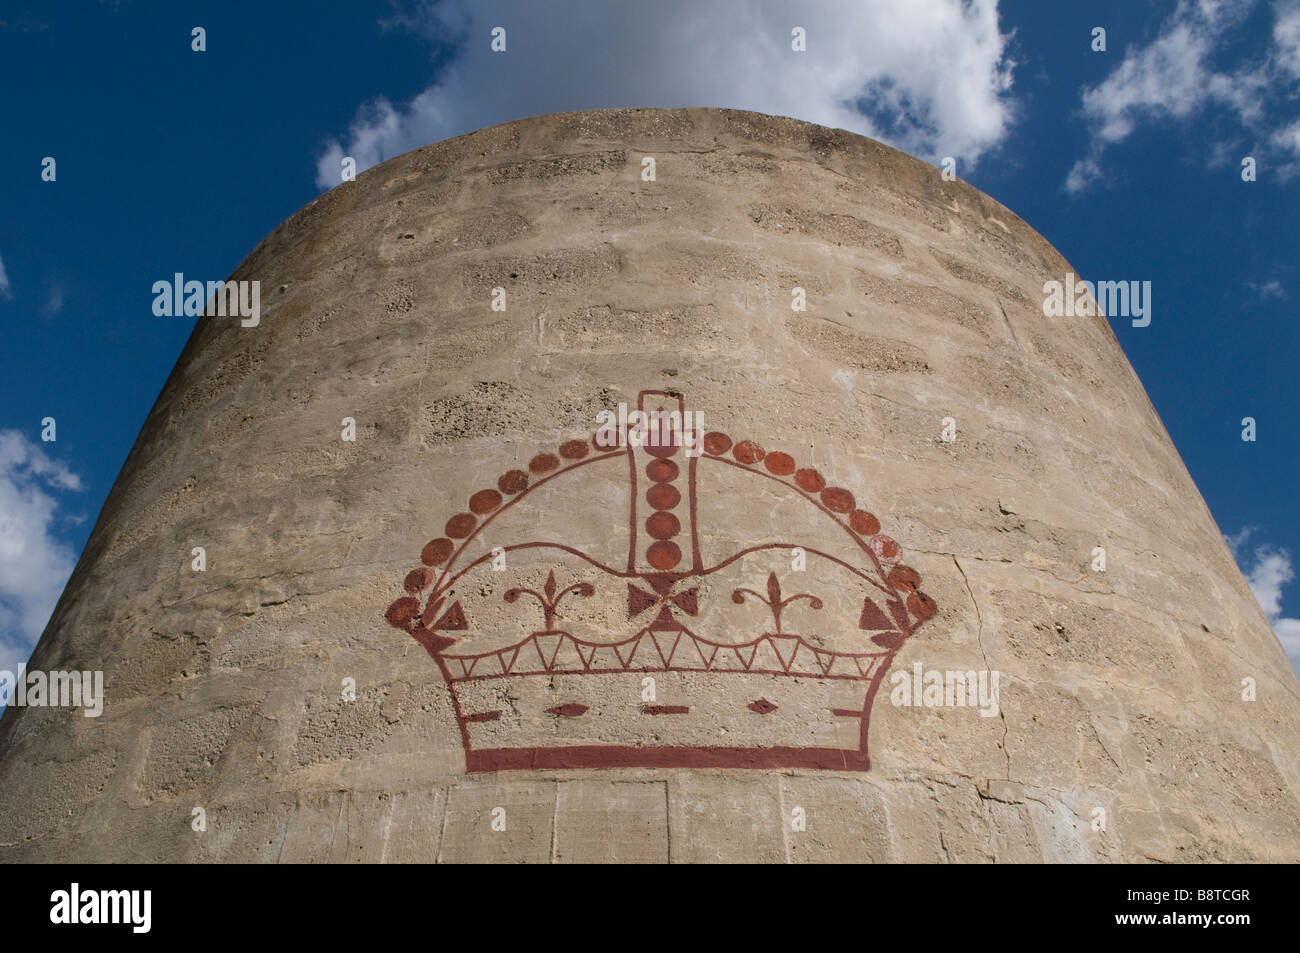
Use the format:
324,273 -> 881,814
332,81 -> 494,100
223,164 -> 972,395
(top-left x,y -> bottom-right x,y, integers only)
730,571 -> 822,634
504,570 -> 595,631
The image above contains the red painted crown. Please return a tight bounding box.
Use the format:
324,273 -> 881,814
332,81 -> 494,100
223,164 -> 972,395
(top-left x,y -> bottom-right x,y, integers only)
384,390 -> 936,771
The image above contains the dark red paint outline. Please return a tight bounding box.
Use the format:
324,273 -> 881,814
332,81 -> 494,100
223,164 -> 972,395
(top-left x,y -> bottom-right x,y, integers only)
384,390 -> 937,772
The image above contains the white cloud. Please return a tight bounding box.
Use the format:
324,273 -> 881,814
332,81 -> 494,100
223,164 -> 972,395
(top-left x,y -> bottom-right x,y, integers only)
1225,525 -> 1256,555
1248,278 -> 1286,298
1275,0 -> 1300,77
0,431 -> 82,492
1226,528 -> 1300,677
1064,156 -> 1103,194
316,0 -> 1018,189
0,431 -> 83,675
1272,116 -> 1300,154
1067,0 -> 1300,192
1274,617 -> 1300,675
0,253 -> 11,300
43,286 -> 64,316
1245,545 -> 1294,617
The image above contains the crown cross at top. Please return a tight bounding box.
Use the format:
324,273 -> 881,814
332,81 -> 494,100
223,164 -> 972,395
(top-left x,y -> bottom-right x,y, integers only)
627,391 -> 700,574
619,391 -> 703,626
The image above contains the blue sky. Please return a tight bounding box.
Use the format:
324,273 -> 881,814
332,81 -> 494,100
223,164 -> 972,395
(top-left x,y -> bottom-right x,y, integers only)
1,0 -> 1297,677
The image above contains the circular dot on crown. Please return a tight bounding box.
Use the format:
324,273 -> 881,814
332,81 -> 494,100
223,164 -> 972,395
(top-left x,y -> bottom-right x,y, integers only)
764,451 -> 796,476
646,483 -> 680,510
559,439 -> 589,460
421,538 -> 454,566
849,510 -> 881,535
645,511 -> 680,540
703,432 -> 732,456
529,453 -> 559,474
820,487 -> 855,513
872,535 -> 900,560
386,597 -> 420,630
646,459 -> 678,482
645,440 -> 677,459
469,489 -> 502,515
794,468 -> 825,493
404,568 -> 431,593
646,540 -> 682,570
888,565 -> 922,591
445,513 -> 477,538
907,591 -> 937,620
498,469 -> 529,495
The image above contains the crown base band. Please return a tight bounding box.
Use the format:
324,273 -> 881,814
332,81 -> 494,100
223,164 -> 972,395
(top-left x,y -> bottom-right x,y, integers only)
464,745 -> 871,772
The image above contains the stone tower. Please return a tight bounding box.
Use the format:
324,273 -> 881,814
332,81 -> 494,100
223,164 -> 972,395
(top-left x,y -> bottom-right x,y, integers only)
2,108 -> 1297,863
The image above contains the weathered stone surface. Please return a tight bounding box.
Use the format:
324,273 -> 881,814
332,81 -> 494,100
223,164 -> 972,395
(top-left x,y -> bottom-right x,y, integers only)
1,107 -> 1297,863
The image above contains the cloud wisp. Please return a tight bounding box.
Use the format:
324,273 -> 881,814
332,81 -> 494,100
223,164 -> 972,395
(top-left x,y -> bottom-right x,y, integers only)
0,430 -> 83,675
1227,527 -> 1300,677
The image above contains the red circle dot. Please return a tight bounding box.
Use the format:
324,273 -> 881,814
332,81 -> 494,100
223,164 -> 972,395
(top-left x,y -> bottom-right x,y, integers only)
733,440 -> 765,464
469,489 -> 503,515
821,487 -> 855,513
559,439 -> 589,460
645,512 -> 681,540
850,510 -> 881,536
646,541 -> 682,570
421,538 -> 454,566
794,468 -> 826,493
529,453 -> 560,474
907,591 -> 938,620
888,565 -> 922,592
498,470 -> 529,495
385,597 -> 421,630
764,451 -> 796,476
703,432 -> 732,456
445,513 -> 477,538
404,568 -> 432,593
646,483 -> 681,510
646,459 -> 679,482
645,440 -> 678,459
873,536 -> 900,559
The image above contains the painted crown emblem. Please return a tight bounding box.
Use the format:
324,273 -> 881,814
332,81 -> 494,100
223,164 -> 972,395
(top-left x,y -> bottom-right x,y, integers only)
384,390 -> 937,771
